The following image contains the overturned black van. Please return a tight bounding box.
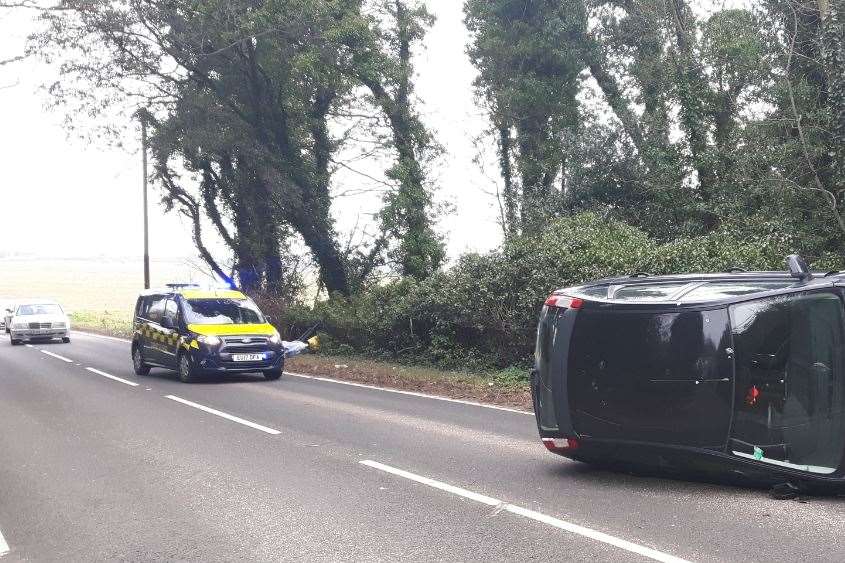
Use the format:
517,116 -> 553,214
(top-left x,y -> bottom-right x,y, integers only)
532,256 -> 845,493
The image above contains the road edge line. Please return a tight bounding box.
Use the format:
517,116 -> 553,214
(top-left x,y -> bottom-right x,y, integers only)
72,331 -> 131,343
359,460 -> 691,563
286,372 -> 532,416
73,331 -> 532,416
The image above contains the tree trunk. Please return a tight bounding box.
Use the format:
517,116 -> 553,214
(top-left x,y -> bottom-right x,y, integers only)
498,124 -> 518,236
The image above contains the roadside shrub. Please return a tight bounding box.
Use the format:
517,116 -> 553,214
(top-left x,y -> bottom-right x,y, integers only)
275,212 -> 835,372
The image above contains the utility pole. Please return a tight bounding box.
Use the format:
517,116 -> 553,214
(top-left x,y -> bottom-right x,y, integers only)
140,113 -> 150,289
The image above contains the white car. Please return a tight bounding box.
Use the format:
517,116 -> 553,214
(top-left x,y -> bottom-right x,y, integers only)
8,301 -> 71,345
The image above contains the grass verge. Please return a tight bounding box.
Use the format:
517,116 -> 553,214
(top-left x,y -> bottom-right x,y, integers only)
286,355 -> 531,410
71,310 -> 532,411
70,310 -> 134,339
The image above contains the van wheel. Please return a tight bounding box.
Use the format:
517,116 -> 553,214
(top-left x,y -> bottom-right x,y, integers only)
133,345 -> 151,375
178,353 -> 196,383
62,337 -> 71,343
263,368 -> 282,381
10,337 -> 22,346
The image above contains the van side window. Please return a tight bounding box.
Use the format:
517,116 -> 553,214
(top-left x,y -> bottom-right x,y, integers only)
147,297 -> 167,324
164,299 -> 179,326
730,292 -> 845,474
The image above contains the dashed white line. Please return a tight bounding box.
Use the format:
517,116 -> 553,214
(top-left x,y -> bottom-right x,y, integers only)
164,395 -> 281,435
360,460 -> 501,506
40,350 -> 73,363
360,460 -> 690,563
0,525 -> 9,558
286,372 -> 532,416
86,367 -> 139,387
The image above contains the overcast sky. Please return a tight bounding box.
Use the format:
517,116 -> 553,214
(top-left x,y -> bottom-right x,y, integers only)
0,2 -> 504,264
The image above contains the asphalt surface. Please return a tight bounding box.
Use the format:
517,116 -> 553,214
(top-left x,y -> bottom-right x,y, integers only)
0,332 -> 843,562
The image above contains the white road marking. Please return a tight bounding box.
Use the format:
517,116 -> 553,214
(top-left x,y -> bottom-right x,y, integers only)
74,331 -> 532,416
24,344 -> 33,348
72,331 -> 131,343
360,460 -> 690,563
40,350 -> 73,363
164,395 -> 281,435
360,460 -> 501,506
286,372 -> 532,416
0,525 -> 9,558
86,367 -> 139,387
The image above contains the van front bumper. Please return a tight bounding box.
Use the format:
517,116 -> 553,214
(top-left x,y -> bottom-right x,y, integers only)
193,349 -> 284,373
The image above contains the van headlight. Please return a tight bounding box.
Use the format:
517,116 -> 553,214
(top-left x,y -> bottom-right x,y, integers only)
13,322 -> 26,329
198,335 -> 221,346
269,332 -> 281,344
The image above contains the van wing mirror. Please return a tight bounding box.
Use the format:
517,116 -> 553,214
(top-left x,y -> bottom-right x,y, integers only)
160,317 -> 174,329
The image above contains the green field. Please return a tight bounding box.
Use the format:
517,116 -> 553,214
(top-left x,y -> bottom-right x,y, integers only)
0,256 -> 213,316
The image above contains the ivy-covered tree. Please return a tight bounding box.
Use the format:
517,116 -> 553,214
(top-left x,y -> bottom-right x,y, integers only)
30,0 -> 443,294
465,0 -> 588,236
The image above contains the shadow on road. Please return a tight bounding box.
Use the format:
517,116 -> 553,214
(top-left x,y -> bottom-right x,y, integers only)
141,369 -> 273,385
545,457 -> 845,501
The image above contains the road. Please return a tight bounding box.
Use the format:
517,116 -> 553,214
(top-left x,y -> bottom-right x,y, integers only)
0,332 -> 843,562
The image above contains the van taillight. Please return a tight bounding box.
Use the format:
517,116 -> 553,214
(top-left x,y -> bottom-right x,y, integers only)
542,437 -> 580,452
544,295 -> 583,309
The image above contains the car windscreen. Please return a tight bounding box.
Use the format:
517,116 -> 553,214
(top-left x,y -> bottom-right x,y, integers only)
16,304 -> 63,316
183,299 -> 264,325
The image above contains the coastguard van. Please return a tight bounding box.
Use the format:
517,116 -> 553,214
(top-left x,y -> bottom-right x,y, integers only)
131,285 -> 289,382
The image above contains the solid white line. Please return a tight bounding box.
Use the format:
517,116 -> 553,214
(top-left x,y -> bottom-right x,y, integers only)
74,331 -> 532,416
40,350 -> 73,363
360,460 -> 690,563
0,525 -> 9,558
72,331 -> 131,343
286,372 -> 532,416
85,367 -> 139,387
164,395 -> 281,435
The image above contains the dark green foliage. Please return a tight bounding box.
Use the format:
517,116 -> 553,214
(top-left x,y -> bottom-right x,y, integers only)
465,0 -> 588,235
280,213 -> 816,370
32,0 -> 442,295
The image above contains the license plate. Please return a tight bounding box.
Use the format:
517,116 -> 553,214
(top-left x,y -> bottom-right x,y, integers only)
232,353 -> 265,362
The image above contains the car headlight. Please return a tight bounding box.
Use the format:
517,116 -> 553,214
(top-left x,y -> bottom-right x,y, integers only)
198,335 -> 221,346
13,322 -> 26,329
269,332 -> 281,344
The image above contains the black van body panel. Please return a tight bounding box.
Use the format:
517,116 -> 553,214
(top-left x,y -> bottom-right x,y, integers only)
533,306 -> 577,436
570,307 -> 734,448
533,271 -> 845,492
